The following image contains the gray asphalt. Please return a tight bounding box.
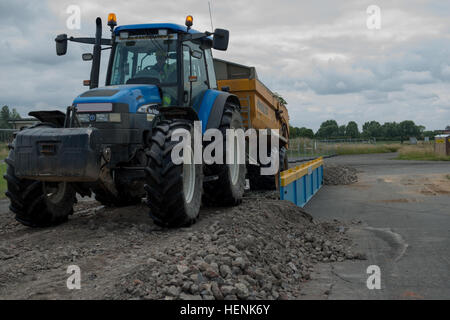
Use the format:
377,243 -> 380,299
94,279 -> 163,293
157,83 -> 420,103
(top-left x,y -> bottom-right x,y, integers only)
301,153 -> 450,299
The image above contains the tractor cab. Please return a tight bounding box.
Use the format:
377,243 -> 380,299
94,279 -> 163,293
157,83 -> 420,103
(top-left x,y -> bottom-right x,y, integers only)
109,23 -> 219,109
57,15 -> 229,117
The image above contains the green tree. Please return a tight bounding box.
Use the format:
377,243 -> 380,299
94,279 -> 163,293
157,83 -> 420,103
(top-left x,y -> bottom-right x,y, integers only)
289,126 -> 300,139
0,105 -> 21,129
316,120 -> 339,138
338,125 -> 346,137
423,130 -> 436,138
289,126 -> 314,139
399,120 -> 420,143
298,127 -> 314,139
362,121 -> 382,138
346,121 -> 360,138
381,122 -> 400,139
0,106 -> 9,128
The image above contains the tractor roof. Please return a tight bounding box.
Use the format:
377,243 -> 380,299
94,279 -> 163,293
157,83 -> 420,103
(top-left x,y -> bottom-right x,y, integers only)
114,23 -> 202,35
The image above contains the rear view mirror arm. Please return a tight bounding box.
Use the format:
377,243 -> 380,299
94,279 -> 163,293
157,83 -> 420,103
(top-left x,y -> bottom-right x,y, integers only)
68,37 -> 112,46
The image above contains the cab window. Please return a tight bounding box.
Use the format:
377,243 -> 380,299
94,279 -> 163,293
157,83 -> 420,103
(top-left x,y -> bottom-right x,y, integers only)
205,49 -> 217,89
183,42 -> 208,107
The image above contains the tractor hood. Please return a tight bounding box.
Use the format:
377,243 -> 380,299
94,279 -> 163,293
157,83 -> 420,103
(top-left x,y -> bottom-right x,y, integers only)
73,84 -> 162,113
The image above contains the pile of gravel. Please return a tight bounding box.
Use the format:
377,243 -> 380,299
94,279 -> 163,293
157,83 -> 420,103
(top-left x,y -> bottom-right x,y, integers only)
116,196 -> 364,300
324,165 -> 358,185
0,191 -> 365,300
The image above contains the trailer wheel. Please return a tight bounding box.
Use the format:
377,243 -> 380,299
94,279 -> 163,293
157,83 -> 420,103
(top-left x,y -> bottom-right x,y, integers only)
144,120 -> 203,228
248,146 -> 288,191
4,142 -> 75,227
202,102 -> 246,206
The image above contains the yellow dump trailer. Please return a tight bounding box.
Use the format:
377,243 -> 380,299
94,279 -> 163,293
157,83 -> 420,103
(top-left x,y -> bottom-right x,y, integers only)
214,59 -> 290,190
214,59 -> 290,144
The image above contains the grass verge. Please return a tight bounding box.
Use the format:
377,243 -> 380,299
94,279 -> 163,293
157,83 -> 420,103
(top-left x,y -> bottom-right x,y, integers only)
396,144 -> 450,161
336,143 -> 401,155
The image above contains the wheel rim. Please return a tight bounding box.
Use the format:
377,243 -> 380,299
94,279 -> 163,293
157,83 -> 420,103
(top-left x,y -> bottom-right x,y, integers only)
43,182 -> 66,204
230,139 -> 240,185
183,148 -> 195,204
229,118 -> 241,186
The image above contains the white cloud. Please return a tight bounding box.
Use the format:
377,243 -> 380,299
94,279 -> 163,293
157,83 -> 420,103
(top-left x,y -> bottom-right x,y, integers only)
0,0 -> 449,131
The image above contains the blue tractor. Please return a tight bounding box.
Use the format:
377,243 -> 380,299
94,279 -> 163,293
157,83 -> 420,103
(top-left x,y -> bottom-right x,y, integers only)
4,15 -> 245,228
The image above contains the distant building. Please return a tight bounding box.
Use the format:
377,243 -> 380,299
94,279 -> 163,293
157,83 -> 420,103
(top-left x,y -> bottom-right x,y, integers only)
8,118 -> 39,130
434,134 -> 450,156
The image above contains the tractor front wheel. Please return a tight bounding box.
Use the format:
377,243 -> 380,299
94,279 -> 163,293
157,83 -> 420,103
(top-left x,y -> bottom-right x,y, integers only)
4,142 -> 75,227
144,119 -> 203,228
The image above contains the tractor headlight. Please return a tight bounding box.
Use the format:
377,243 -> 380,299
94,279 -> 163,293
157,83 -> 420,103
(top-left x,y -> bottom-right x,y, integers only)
137,104 -> 160,113
77,114 -> 90,122
96,113 -> 109,122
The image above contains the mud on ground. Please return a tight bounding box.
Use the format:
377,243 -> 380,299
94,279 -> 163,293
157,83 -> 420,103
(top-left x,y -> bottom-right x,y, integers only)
0,187 -> 364,300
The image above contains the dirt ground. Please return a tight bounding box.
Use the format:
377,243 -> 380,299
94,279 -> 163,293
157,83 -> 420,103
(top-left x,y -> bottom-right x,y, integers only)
0,180 -> 365,300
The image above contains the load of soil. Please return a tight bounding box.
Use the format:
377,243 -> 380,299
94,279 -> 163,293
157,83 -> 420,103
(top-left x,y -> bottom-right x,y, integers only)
0,191 -> 364,300
324,165 -> 358,185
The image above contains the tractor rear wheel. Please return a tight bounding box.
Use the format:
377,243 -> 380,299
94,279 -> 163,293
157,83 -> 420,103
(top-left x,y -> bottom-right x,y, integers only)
4,141 -> 75,227
144,119 -> 203,228
202,102 -> 246,207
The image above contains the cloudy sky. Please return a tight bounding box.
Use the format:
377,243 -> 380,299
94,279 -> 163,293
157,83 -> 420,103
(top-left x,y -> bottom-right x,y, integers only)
1,0 -> 449,131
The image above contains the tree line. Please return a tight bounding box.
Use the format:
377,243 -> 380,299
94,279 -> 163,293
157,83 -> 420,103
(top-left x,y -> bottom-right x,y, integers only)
290,119 -> 441,142
0,105 -> 21,129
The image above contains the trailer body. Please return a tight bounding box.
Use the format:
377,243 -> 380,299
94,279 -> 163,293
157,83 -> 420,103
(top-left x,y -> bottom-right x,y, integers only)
214,59 -> 289,144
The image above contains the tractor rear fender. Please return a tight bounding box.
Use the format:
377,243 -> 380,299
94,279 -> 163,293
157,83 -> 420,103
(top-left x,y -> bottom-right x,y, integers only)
200,90 -> 240,133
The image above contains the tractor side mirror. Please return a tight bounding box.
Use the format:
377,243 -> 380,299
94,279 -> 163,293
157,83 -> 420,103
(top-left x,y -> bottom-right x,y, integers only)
82,53 -> 93,61
213,29 -> 229,51
55,34 -> 68,56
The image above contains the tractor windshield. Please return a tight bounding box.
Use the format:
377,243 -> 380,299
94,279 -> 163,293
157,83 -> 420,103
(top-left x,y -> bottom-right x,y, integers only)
110,36 -> 178,106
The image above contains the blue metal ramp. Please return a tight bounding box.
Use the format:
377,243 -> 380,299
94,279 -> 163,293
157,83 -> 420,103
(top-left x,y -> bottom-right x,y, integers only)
279,157 -> 324,207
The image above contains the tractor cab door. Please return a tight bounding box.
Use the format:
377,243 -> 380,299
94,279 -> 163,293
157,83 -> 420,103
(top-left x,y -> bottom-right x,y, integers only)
182,42 -> 210,110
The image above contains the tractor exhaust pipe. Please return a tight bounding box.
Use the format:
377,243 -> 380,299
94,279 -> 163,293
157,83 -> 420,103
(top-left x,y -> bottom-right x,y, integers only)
90,17 -> 102,89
